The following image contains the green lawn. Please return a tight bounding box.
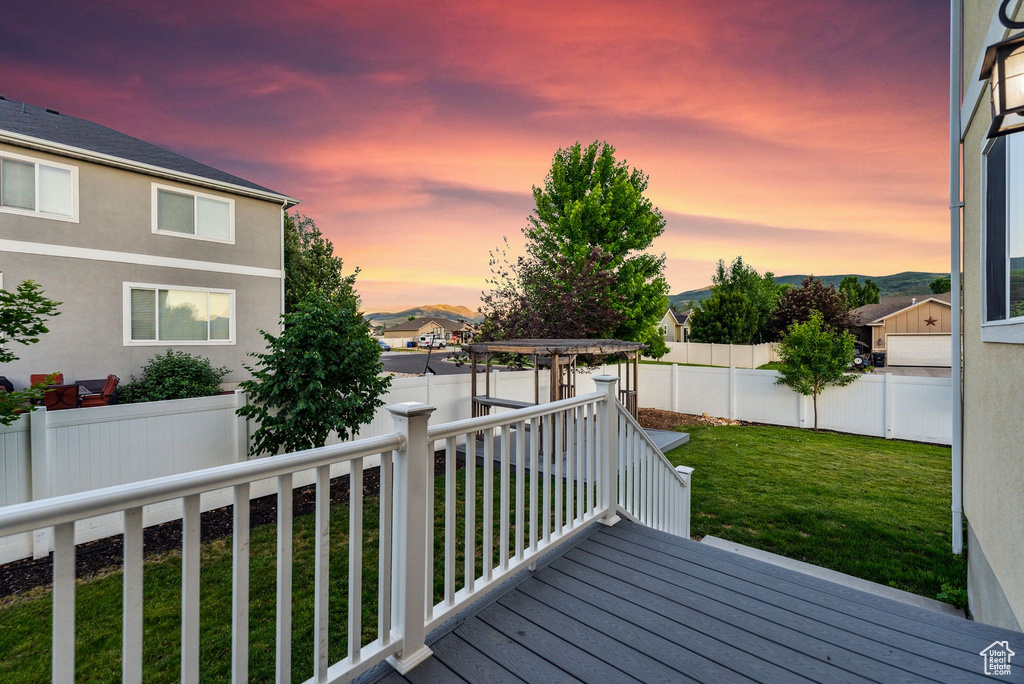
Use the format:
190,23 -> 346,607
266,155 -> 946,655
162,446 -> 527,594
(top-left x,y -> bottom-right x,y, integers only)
0,467 -> 566,683
663,424 -> 966,604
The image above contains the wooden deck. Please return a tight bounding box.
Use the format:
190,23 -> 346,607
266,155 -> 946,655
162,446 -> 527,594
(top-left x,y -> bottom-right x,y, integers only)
360,520 -> 1022,683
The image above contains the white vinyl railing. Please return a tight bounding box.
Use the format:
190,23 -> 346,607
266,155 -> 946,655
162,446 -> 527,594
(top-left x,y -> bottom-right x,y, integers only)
0,375 -> 691,683
615,401 -> 693,538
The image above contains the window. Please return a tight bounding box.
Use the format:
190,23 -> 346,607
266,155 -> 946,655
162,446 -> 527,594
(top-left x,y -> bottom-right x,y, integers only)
151,183 -> 234,243
0,151 -> 78,221
124,283 -> 234,345
983,136 -> 1024,342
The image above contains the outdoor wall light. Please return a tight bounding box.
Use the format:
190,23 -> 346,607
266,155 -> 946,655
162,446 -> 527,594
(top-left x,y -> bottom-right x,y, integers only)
982,0 -> 1024,138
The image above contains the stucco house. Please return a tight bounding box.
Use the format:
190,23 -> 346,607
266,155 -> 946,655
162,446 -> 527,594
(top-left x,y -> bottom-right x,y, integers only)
380,316 -> 473,341
0,99 -> 297,388
659,308 -> 691,342
848,293 -> 952,366
954,0 -> 1024,631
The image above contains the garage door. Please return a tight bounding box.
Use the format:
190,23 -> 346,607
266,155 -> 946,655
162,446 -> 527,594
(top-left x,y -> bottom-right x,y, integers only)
886,334 -> 951,367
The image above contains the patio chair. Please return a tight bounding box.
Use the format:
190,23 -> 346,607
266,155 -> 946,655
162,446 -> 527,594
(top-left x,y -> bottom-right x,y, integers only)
30,373 -> 64,386
80,375 -> 119,408
42,385 -> 80,411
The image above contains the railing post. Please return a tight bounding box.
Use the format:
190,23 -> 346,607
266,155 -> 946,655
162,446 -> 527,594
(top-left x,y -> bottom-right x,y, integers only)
387,401 -> 435,674
675,465 -> 694,539
29,407 -> 51,559
671,364 -> 679,413
593,375 -> 621,526
233,389 -> 248,462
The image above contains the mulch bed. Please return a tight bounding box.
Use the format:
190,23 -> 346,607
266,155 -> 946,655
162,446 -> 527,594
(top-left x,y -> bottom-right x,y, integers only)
637,408 -> 749,430
0,453 -> 455,600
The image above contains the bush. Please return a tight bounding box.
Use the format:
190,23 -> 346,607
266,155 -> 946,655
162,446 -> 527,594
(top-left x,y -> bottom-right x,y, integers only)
119,350 -> 229,403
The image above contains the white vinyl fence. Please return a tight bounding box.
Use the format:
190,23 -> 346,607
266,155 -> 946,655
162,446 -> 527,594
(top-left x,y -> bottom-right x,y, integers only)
0,364 -> 949,563
660,341 -> 779,368
639,364 -> 951,445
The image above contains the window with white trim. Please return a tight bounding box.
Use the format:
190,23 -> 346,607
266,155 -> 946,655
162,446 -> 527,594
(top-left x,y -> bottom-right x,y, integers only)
984,137 -> 1024,335
0,151 -> 77,221
152,184 -> 234,243
125,283 -> 234,344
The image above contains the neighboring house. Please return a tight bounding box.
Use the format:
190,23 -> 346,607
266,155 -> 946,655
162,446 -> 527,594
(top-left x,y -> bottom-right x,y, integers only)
848,293 -> 952,366
659,308 -> 691,342
956,0 -> 1024,631
380,316 -> 472,341
0,99 -> 297,388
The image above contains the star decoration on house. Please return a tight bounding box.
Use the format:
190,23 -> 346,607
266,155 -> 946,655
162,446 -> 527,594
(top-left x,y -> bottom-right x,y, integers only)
924,316 -> 938,327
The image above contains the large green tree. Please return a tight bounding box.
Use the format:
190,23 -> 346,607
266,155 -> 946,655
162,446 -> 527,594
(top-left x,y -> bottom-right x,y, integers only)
0,279 -> 61,425
708,257 -> 781,342
238,284 -> 390,456
688,291 -> 759,344
774,312 -> 857,429
929,277 -> 952,295
283,213 -> 352,313
839,276 -> 880,309
523,141 -> 669,350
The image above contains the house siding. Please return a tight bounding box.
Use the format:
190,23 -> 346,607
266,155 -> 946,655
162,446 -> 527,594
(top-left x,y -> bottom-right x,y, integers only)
961,0 -> 1024,631
870,301 -> 952,352
0,141 -> 284,387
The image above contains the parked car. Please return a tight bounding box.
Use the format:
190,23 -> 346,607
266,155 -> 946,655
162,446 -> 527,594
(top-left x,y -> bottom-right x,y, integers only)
416,335 -> 447,349
378,340 -> 391,352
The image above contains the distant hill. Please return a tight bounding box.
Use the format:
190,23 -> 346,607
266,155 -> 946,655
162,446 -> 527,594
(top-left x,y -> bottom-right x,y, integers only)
669,271 -> 949,307
365,304 -> 483,329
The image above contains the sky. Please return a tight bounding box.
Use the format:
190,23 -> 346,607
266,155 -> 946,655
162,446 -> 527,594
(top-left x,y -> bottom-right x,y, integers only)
3,0 -> 950,312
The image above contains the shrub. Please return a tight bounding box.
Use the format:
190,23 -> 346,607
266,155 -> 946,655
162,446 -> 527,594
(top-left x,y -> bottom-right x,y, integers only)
119,350 -> 229,403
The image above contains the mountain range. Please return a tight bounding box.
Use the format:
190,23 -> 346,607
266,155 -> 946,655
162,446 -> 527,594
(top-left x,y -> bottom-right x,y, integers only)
364,304 -> 484,328
669,271 -> 949,308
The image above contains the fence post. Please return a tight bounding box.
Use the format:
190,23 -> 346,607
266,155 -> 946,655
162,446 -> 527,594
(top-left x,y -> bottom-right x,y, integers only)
233,389 -> 248,462
675,466 -> 693,539
29,408 -> 52,559
884,373 -> 894,439
593,375 -> 621,526
671,364 -> 679,413
387,401 -> 435,674
728,366 -> 737,420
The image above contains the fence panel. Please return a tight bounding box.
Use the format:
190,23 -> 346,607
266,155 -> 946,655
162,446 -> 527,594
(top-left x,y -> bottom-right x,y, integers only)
890,377 -> 952,443
733,370 -> 801,426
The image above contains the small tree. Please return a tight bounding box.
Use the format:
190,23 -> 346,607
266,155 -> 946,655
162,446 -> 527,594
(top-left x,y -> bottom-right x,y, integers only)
0,279 -> 61,425
688,291 -> 759,344
774,312 -> 857,429
930,277 -> 952,294
766,276 -> 852,340
238,286 -> 391,455
283,213 -> 351,313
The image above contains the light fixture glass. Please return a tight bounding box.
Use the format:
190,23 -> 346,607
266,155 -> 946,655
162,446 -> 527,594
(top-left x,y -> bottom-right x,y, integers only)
982,33 -> 1024,138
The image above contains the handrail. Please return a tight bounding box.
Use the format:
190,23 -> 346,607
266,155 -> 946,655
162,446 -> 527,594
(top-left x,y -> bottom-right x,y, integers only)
428,391 -> 604,440
614,400 -> 687,486
0,432 -> 403,537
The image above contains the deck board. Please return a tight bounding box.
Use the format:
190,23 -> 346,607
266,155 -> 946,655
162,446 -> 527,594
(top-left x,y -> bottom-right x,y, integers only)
358,520 -> 1024,684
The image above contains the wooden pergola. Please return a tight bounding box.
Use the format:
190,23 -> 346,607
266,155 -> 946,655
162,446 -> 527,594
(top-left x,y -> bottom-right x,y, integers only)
464,339 -> 646,418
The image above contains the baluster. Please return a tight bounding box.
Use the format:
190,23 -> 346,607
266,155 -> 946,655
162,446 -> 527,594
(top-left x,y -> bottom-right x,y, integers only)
276,474 -> 293,682
585,403 -> 594,514
484,427 -> 494,579
123,507 -> 143,684
617,414 -> 625,510
514,422 -> 524,559
379,452 -> 393,644
425,442 -> 434,622
542,413 -> 552,543
444,437 -> 456,607
575,405 -> 584,523
313,465 -> 330,681
565,408 -> 575,527
498,425 -> 508,572
465,430 -> 476,594
232,483 -> 250,683
349,459 -> 363,662
529,417 -> 539,552
182,494 -> 201,684
52,521 -> 75,684
554,412 -> 563,535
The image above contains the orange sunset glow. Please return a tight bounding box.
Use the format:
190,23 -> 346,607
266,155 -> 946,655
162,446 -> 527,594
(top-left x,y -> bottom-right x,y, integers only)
3,0 -> 950,311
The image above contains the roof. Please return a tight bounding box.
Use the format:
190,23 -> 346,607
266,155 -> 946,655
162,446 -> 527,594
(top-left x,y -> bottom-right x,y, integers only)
464,339 -> 646,355
0,98 -> 294,203
664,308 -> 691,325
385,316 -> 470,332
850,292 -> 951,326
356,520 -> 1021,684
